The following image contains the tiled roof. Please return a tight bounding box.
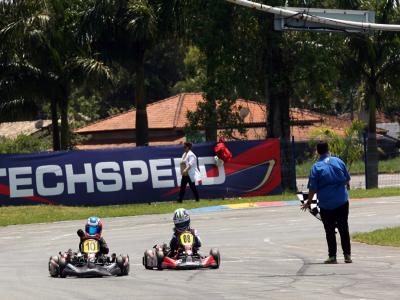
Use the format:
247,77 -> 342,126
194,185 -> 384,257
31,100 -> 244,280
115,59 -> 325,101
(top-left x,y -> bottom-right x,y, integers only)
74,92 -> 391,143
75,93 -> 268,133
75,94 -> 185,133
75,137 -> 186,150
0,120 -> 52,139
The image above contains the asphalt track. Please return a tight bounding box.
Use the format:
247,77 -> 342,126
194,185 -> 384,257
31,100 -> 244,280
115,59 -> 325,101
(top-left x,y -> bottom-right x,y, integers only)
1,197 -> 400,300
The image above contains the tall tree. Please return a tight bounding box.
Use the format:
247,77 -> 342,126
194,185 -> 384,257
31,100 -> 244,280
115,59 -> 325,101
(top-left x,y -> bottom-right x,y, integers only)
183,1 -> 261,141
0,0 -> 112,150
82,0 -> 184,146
339,0 -> 400,188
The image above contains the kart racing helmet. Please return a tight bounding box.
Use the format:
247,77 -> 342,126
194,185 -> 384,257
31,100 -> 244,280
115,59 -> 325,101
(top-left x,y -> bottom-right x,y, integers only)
85,216 -> 103,236
173,208 -> 190,232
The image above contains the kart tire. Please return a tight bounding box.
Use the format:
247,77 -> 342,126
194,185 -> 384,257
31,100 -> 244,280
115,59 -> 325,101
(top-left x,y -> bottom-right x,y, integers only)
117,255 -> 130,276
143,251 -> 153,270
210,248 -> 220,269
48,255 -> 60,277
59,257 -> 67,277
121,255 -> 130,276
156,250 -> 164,271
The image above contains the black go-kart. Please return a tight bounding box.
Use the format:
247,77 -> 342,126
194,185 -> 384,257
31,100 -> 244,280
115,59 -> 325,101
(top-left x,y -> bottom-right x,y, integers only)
143,230 -> 220,270
49,239 -> 129,277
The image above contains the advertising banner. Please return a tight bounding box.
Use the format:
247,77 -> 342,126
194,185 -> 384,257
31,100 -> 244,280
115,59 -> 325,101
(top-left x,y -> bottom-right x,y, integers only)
0,139 -> 281,206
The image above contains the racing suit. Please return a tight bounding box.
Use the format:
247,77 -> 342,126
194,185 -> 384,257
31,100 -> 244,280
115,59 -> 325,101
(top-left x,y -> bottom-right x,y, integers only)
169,228 -> 202,256
77,229 -> 109,255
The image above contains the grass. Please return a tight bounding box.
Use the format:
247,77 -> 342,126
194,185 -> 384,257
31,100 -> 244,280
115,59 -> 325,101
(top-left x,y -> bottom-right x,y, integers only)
348,187 -> 400,198
0,193 -> 295,227
296,156 -> 400,177
1,187 -> 400,227
353,227 -> 400,247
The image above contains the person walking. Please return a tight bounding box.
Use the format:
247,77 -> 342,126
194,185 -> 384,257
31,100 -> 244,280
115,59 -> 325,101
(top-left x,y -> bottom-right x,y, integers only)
178,142 -> 201,203
301,141 -> 352,264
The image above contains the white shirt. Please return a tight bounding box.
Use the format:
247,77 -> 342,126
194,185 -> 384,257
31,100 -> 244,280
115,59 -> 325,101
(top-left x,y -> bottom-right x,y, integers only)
181,150 -> 202,183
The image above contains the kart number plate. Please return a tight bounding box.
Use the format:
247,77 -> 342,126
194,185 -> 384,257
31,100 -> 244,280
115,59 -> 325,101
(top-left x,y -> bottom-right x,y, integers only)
83,239 -> 100,254
179,232 -> 194,246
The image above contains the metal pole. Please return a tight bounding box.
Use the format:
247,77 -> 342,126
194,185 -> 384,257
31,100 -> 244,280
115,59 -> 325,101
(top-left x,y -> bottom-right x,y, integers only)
291,135 -> 297,191
225,0 -> 400,31
363,132 -> 368,189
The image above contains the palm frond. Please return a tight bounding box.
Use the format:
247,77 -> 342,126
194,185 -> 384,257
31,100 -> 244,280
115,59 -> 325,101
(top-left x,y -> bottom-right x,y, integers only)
70,56 -> 114,83
125,0 -> 157,42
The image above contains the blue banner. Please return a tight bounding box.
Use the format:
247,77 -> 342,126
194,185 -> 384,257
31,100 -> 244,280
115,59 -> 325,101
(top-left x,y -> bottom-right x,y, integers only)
0,140 -> 281,206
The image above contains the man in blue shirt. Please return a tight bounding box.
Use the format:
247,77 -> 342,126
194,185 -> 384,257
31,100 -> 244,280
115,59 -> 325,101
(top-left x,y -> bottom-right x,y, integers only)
302,141 -> 352,264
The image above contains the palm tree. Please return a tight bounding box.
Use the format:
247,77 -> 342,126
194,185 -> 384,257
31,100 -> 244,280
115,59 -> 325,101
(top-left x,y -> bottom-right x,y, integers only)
82,0 -> 184,146
340,0 -> 400,188
0,0 -> 112,150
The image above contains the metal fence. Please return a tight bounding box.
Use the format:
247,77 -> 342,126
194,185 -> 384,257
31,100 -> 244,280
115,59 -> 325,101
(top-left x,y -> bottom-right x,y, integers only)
291,135 -> 400,191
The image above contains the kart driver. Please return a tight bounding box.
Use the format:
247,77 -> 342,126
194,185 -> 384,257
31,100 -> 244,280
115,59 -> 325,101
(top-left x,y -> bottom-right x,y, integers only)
169,208 -> 202,256
77,216 -> 109,255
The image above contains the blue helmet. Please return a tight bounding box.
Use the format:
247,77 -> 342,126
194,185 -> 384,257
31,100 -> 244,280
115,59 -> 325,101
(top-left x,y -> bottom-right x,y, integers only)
85,216 -> 103,236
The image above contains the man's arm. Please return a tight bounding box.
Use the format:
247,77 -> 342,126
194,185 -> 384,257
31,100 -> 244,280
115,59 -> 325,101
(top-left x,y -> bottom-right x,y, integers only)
301,190 -> 316,211
302,165 -> 318,211
99,237 -> 109,255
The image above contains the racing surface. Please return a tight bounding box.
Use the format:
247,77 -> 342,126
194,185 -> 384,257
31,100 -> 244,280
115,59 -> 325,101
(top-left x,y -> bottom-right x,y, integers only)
1,197 -> 400,300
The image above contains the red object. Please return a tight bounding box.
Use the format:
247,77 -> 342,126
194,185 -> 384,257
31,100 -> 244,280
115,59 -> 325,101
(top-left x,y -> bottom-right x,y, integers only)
214,138 -> 232,163
201,255 -> 216,268
162,256 -> 177,268
82,232 -> 101,241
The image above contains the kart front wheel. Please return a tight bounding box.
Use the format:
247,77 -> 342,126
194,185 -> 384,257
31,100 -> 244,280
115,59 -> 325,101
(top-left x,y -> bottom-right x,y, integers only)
210,249 -> 220,269
48,255 -> 60,277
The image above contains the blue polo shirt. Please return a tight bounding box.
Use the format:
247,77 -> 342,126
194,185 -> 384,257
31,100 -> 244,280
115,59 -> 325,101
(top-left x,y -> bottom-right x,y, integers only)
307,154 -> 351,210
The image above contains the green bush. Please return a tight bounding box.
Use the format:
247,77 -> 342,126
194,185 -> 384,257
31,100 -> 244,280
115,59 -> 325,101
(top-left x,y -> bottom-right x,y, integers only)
0,134 -> 51,154
309,120 -> 365,171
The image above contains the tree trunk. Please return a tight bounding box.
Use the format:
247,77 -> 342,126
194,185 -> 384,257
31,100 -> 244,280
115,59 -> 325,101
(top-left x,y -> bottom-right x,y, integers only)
50,98 -> 60,151
135,50 -> 149,146
366,78 -> 378,188
264,16 -> 296,192
59,95 -> 70,150
203,52 -> 218,142
204,96 -> 217,142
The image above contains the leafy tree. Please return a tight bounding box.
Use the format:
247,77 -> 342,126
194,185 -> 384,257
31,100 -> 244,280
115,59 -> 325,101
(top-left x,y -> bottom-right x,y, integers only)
0,134 -> 51,154
0,1 -> 61,149
172,46 -> 206,94
182,1 -> 262,141
338,0 -> 400,188
0,0 -> 112,150
309,120 -> 365,171
82,0 -> 185,146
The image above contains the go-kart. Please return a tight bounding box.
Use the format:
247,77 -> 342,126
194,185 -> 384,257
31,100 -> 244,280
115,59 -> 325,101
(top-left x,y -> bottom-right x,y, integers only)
143,231 -> 220,270
48,238 -> 129,277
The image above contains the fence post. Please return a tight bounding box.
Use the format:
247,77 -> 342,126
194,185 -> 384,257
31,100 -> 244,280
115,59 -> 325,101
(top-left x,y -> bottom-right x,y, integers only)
363,131 -> 368,189
291,135 -> 297,191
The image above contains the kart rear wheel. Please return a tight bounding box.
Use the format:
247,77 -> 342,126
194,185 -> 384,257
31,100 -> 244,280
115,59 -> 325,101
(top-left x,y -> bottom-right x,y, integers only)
156,250 -> 164,270
117,255 -> 130,276
143,252 -> 153,270
210,249 -> 220,269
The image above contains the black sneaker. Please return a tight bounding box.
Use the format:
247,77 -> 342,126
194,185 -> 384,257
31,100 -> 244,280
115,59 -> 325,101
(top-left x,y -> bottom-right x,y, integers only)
344,254 -> 352,263
324,256 -> 337,264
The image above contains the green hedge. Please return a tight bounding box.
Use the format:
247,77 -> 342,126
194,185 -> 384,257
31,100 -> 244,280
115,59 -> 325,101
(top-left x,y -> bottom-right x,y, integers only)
0,134 -> 51,154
